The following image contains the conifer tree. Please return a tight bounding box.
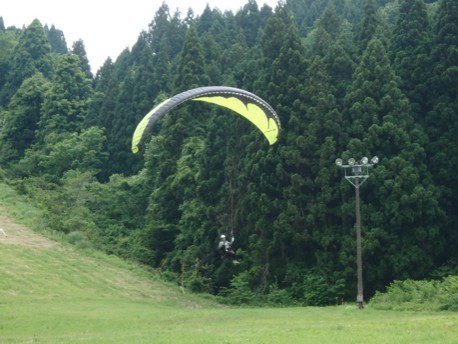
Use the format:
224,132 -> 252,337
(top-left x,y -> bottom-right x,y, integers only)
309,2 -> 358,109
390,0 -> 431,119
355,0 -> 378,51
323,20 -> 359,105
147,4 -> 187,93
86,60 -> 118,135
343,38 -> 444,294
37,54 -> 93,140
235,0 -> 270,46
148,3 -> 186,63
425,0 -> 458,259
0,73 -> 50,164
99,34 -> 157,177
234,3 -> 310,294
0,19 -> 52,105
174,26 -> 209,91
287,0 -> 329,36
71,39 -> 92,79
0,24 -> 18,95
309,2 -> 343,58
140,25 -> 210,276
46,24 -> 68,54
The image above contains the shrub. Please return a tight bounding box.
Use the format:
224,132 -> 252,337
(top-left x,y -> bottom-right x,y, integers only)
66,231 -> 92,249
218,274 -> 259,305
265,284 -> 295,306
302,272 -> 345,306
370,276 -> 458,311
438,275 -> 458,311
66,231 -> 85,244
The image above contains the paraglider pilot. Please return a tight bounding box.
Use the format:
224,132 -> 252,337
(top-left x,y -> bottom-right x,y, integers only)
218,234 -> 239,264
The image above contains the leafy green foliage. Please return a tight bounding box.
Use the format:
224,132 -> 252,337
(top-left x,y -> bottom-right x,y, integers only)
16,127 -> 107,181
0,0 -> 456,307
0,72 -> 50,164
66,230 -> 92,249
370,276 -> 458,311
0,19 -> 52,105
46,24 -> 68,55
37,54 -> 93,140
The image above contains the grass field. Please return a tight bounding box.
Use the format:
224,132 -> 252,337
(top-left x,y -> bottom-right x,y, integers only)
0,184 -> 457,343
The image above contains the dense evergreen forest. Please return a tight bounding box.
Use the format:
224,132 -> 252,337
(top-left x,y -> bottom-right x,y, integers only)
0,0 -> 456,305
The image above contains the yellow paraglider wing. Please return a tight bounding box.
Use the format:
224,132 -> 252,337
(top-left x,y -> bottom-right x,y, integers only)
131,99 -> 171,154
192,95 -> 279,145
131,86 -> 281,153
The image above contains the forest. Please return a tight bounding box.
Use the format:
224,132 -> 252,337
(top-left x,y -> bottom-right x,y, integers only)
0,0 -> 456,306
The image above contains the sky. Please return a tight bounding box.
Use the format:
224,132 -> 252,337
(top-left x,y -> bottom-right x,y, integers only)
1,0 -> 279,73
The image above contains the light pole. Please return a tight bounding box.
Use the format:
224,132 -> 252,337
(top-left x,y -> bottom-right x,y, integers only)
335,156 -> 379,309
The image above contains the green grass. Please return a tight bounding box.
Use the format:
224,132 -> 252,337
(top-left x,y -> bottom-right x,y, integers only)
2,233 -> 457,343
0,183 -> 457,343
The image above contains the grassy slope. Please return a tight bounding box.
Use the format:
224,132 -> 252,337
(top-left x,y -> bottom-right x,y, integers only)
0,183 -> 457,343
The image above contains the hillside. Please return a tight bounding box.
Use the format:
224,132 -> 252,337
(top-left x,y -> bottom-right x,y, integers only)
0,204 -> 215,304
1,197 -> 457,343
0,202 -> 223,342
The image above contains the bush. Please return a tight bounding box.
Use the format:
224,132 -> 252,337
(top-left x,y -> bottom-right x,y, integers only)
370,276 -> 458,311
218,273 -> 260,305
218,272 -> 297,307
265,284 -> 295,306
66,231 -> 92,249
301,272 -> 345,306
438,275 -> 458,311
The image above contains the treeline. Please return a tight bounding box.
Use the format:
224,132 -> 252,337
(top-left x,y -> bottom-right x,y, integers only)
0,0 -> 456,306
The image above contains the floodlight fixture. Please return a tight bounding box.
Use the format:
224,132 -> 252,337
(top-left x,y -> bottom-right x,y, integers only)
348,158 -> 356,166
361,157 -> 369,165
335,158 -> 343,166
371,156 -> 379,164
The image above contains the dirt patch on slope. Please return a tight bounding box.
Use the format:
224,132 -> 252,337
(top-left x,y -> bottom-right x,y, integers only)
0,206 -> 58,249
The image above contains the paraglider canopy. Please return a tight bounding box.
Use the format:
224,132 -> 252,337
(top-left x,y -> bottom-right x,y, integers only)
131,86 -> 281,153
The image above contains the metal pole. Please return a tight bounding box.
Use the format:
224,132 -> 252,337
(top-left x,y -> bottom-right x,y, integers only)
354,177 -> 364,309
